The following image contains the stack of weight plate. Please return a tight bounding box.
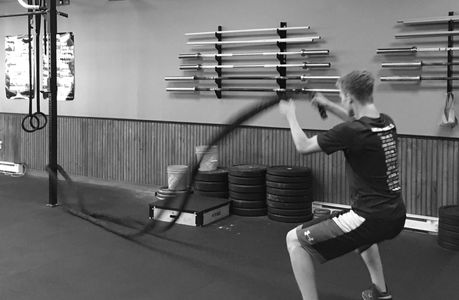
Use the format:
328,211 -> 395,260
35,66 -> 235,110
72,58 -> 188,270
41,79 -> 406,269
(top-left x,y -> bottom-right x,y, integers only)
228,165 -> 267,216
438,205 -> 459,251
266,166 -> 313,223
155,186 -> 190,201
193,168 -> 229,198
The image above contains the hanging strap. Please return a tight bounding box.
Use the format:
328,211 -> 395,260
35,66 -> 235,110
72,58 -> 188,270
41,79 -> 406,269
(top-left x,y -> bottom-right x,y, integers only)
440,92 -> 457,128
22,12 -> 39,132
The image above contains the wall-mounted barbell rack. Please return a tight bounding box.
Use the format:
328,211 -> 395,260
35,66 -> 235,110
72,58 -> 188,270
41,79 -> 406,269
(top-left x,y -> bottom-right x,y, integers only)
166,22 -> 339,99
377,12 -> 458,127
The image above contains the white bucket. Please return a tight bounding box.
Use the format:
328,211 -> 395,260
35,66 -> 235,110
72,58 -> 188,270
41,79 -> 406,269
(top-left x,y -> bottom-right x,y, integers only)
167,165 -> 189,191
195,145 -> 218,171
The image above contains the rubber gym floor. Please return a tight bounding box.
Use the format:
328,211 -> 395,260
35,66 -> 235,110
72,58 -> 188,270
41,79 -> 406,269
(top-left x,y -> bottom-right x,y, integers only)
0,173 -> 458,300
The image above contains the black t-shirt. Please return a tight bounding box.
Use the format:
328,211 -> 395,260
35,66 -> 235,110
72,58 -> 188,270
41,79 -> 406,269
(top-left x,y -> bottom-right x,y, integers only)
317,114 -> 406,219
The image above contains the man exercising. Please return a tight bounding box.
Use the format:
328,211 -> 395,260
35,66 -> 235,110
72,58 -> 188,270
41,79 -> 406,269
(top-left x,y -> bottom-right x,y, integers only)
279,70 -> 406,300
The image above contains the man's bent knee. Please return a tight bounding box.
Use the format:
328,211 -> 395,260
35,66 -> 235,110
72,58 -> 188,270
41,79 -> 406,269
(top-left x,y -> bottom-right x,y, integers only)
286,226 -> 302,252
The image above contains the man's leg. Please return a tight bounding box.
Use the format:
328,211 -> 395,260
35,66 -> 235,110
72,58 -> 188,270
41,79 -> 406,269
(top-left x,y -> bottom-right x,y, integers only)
359,244 -> 387,293
286,227 -> 319,300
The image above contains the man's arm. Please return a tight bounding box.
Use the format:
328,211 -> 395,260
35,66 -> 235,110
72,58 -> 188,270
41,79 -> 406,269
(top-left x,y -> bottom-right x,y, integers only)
279,99 -> 323,155
312,93 -> 353,122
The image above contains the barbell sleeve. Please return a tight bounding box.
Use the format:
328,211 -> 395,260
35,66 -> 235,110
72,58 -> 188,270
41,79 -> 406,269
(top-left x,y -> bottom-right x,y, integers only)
165,76 -> 198,81
381,62 -> 423,68
179,53 -> 204,59
298,88 -> 340,94
185,26 -> 310,36
301,63 -> 331,69
166,87 -> 198,92
180,65 -> 204,70
377,47 -> 417,54
380,76 -> 421,81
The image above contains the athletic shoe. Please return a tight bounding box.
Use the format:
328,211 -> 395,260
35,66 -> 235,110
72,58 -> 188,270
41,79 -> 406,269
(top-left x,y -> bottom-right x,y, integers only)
361,284 -> 393,300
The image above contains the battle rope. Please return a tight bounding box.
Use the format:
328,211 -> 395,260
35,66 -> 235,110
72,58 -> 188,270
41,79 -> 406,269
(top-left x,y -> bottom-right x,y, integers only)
46,93 -> 321,239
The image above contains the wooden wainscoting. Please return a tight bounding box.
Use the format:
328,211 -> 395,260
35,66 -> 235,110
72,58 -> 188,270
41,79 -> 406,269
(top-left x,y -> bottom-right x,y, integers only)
0,113 -> 457,217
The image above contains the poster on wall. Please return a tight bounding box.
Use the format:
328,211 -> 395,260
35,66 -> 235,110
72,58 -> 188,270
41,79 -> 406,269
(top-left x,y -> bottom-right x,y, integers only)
4,34 -> 34,100
42,32 -> 75,101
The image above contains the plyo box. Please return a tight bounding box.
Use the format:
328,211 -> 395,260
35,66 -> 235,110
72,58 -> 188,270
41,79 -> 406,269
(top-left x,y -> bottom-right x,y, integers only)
149,194 -> 230,226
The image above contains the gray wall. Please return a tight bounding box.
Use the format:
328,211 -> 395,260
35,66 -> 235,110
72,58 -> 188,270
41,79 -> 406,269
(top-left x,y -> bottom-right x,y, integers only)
0,0 -> 458,138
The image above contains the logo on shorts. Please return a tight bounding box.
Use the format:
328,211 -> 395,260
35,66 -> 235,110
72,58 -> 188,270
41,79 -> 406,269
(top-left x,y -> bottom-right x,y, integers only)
304,230 -> 314,242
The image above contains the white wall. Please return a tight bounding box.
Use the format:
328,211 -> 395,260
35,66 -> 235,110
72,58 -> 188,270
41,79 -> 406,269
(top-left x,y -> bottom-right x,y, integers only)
0,0 -> 458,137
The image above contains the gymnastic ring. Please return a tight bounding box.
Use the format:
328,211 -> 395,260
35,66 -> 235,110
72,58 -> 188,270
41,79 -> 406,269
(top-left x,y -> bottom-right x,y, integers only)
31,112 -> 48,130
22,115 -> 39,133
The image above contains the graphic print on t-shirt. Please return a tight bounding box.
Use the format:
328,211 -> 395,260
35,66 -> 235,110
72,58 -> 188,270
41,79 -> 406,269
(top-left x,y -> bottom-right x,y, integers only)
371,124 -> 401,192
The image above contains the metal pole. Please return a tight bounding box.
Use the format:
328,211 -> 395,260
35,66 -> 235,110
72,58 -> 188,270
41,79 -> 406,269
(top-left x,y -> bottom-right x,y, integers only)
187,36 -> 320,45
377,46 -> 459,54
395,30 -> 459,38
166,87 -> 340,93
179,49 -> 329,59
185,26 -> 310,36
165,75 -> 339,81
381,76 -> 459,81
381,61 -> 459,68
47,0 -> 58,207
179,62 -> 331,70
397,15 -> 459,25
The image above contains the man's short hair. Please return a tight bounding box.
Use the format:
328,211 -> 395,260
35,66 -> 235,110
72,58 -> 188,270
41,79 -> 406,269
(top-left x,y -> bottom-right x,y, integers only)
337,70 -> 374,103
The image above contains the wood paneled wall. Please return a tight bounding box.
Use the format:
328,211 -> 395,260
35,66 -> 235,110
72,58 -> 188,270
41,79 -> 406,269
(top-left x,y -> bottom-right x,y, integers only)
0,113 -> 457,217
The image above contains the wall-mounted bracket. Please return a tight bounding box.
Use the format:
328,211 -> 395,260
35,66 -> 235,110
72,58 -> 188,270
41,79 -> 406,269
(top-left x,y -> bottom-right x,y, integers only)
214,26 -> 222,98
276,22 -> 287,97
446,11 -> 454,95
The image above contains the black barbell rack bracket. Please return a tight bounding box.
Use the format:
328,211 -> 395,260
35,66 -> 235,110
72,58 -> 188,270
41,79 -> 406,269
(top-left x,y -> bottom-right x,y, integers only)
214,25 -> 222,99
276,22 -> 288,97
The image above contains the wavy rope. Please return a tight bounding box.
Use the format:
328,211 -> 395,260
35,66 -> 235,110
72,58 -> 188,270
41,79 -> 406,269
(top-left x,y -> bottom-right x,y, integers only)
46,95 -> 288,239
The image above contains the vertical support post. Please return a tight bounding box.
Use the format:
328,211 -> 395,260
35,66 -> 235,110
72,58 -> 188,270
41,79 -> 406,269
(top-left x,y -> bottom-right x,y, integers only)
276,22 -> 287,95
447,11 -> 454,94
34,7 -> 41,111
47,0 -> 58,207
214,25 -> 222,98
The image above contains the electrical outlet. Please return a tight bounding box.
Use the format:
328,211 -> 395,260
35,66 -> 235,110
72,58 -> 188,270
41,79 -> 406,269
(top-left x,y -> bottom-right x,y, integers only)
0,141 -> 3,150
58,0 -> 70,5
